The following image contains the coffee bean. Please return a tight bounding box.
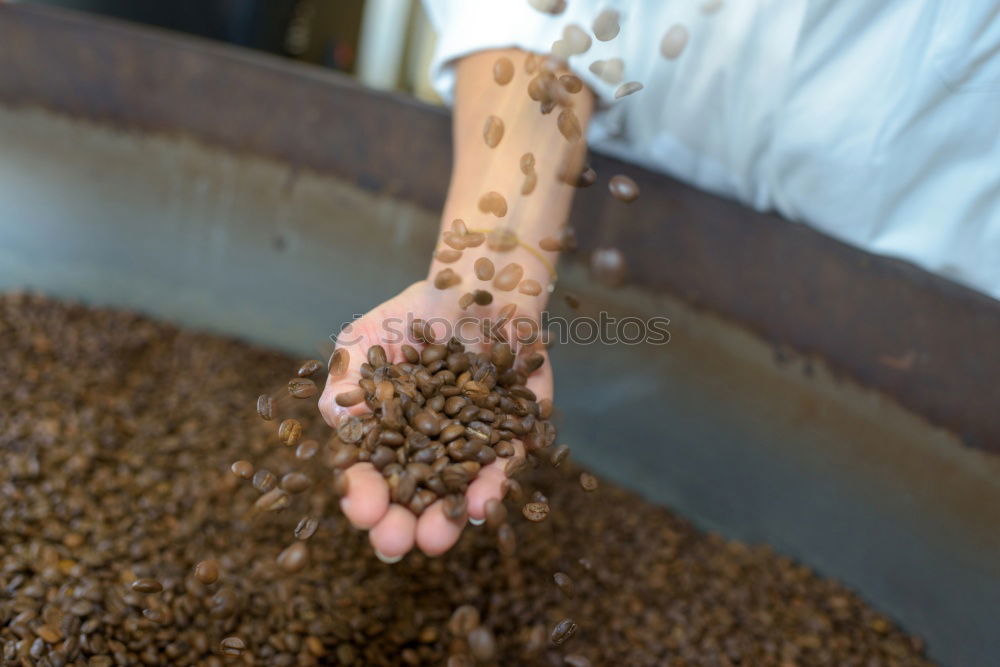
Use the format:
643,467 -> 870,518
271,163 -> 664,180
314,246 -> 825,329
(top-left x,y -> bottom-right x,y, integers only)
294,516 -> 319,541
468,627 -> 497,661
194,560 -> 219,585
402,344 -> 419,363
599,57 -> 624,84
287,377 -> 317,399
559,73 -> 583,93
448,605 -> 480,636
484,498 -> 508,530
331,468 -> 349,496
411,318 -> 436,344
493,263 -> 524,292
256,394 -> 274,421
436,249 -> 463,265
550,38 -> 573,62
280,472 -> 312,494
531,490 -> 549,504
518,279 -> 543,297
464,231 -> 485,247
522,502 -> 549,522
493,57 -> 514,85
366,345 -> 387,369
520,152 -> 535,173
477,192 -> 508,217
458,292 -> 474,310
486,228 -> 519,252
660,24 -> 689,59
434,269 -> 462,290
252,469 -> 277,492
527,0 -> 566,15
579,472 -> 599,492
230,460 -> 253,479
590,247 -> 627,287
550,443 -> 571,467
219,636 -> 246,657
474,257 -> 495,281
131,579 -> 162,594
497,523 -> 517,555
472,290 -> 493,306
337,417 -> 364,443
592,8 -> 620,41
421,343 -> 448,365
527,70 -> 555,102
553,572 -> 575,598
328,347 -> 349,376
564,293 -> 581,310
608,174 -> 639,203
521,171 -> 538,195
276,542 -> 309,573
495,441 -> 516,458
551,619 -> 578,646
505,456 -> 527,477
443,232 -> 466,251
335,388 -> 365,407
442,494 -> 467,522
278,418 -> 302,446
557,109 -> 582,142
483,115 -> 504,148
615,81 -> 643,99
254,488 -> 290,513
296,359 -> 323,377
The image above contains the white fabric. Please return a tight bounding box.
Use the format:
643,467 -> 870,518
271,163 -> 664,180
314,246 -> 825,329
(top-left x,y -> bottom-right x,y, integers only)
422,0 -> 1000,300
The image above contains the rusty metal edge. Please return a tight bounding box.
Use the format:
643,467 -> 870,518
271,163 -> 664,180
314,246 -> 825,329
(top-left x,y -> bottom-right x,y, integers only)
2,3 -> 998,452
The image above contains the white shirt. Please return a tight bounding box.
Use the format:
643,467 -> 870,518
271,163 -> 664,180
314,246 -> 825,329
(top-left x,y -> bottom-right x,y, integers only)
422,0 -> 1000,300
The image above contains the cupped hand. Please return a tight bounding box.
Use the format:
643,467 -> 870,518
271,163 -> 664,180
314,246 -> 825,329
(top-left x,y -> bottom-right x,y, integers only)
318,280 -> 552,561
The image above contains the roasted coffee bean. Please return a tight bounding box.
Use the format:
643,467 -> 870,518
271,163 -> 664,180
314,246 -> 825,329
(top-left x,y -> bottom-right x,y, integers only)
458,292 -> 475,310
131,579 -> 163,594
521,171 -> 538,195
390,471 -> 418,505
495,440 -> 516,457
505,456 -> 528,477
493,56 -> 514,85
288,377 -> 317,399
421,343 -> 448,365
411,318 -> 436,344
493,263 -> 524,292
280,472 -> 312,494
551,619 -> 578,646
592,8 -> 620,41
528,0 -> 566,15
442,494 -> 467,522
474,257 -> 495,281
564,293 -> 581,310
256,394 -> 274,421
590,247 -> 627,286
361,362 -> 375,378
520,152 -> 535,173
331,468 -> 349,496
277,418 -> 302,446
408,488 -> 437,516
434,268 -> 462,290
375,380 -> 395,402
557,109 -> 583,142
608,174 -> 639,203
296,359 -> 323,377
294,516 -> 319,541
295,439 -> 319,460
483,115 -> 504,148
550,443 -> 571,467
402,343 -> 420,363
209,587 -> 239,618
598,57 -> 624,84
448,605 -> 480,636
435,248 -> 463,264
661,23 -> 690,59
487,229 -> 519,254
230,460 -> 254,479
497,523 -> 517,556
367,345 -> 388,369
331,444 -> 359,469
468,627 -> 497,661
518,279 -> 543,297
252,469 -> 277,493
276,542 -> 309,573
615,81 -> 644,99
194,560 -> 219,585
579,472 -> 599,492
527,70 -> 556,101
443,232 -> 465,250
472,290 -> 493,306
439,422 -> 466,443
254,487 -> 290,512
531,490 -> 549,504
328,347 -> 349,376
538,237 -> 562,252
484,498 -> 508,530
335,388 -> 365,407
477,192 -> 508,217
563,23 -> 591,53
464,231 -> 486,247
219,636 -> 246,657
522,501 -> 550,522
553,572 -> 575,598
337,417 -> 364,443
370,445 -> 396,470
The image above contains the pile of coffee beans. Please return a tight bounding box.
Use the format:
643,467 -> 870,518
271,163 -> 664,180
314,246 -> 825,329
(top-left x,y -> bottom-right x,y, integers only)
0,294 -> 933,665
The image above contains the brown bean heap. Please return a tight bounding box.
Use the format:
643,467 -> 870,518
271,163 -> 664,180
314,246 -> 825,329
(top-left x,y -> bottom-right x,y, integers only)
328,338 -> 556,514
0,294 -> 933,666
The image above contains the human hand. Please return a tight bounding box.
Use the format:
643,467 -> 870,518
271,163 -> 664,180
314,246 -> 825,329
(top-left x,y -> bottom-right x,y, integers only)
318,279 -> 552,561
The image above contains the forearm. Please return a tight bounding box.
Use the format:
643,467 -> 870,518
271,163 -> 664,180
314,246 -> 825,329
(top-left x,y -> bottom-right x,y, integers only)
427,48 -> 594,318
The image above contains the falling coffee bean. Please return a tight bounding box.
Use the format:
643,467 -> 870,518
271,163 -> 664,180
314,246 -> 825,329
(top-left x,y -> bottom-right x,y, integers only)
527,0 -> 566,15
328,347 -> 349,377
472,290 -> 493,306
254,487 -> 290,513
280,472 -> 312,494
557,109 -> 582,142
484,498 -> 507,531
564,294 -> 581,310
278,418 -> 302,446
288,377 -> 317,399
487,228 -> 519,252
554,571 -> 575,598
538,237 -> 562,252
478,192 -> 508,217
520,152 -> 535,173
518,280 -> 543,297
562,24 -> 592,54
560,73 -> 583,93
590,247 -> 626,287
230,460 -> 253,479
660,24 -> 690,59
579,472 -> 599,492
442,494 -> 467,522
277,542 -> 309,573
608,174 -> 639,203
252,469 -> 277,493
194,560 -> 219,585
294,516 -> 319,540
436,249 -> 463,264
493,263 -> 525,292
592,8 -> 620,41
497,523 -> 517,555
522,502 -> 550,522
468,627 -> 497,661
550,443 -> 571,467
131,578 -> 163,594
448,605 -> 480,636
458,292 -> 475,310
493,56 -> 514,85
411,318 -> 436,344
256,394 -> 273,421
521,171 -> 538,195
335,388 -> 365,407
296,359 -> 323,377
220,636 -> 246,657
615,81 -> 644,99
551,619 -> 578,646
599,57 -> 624,84
483,115 -> 504,148
474,258 -> 495,281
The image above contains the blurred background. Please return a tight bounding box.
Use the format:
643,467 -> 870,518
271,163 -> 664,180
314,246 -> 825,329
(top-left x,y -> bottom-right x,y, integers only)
20,0 -> 443,102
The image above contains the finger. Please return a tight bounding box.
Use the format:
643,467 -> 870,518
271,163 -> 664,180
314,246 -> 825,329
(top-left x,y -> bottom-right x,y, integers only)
369,504 -> 417,563
415,499 -> 465,556
340,463 -> 390,530
318,333 -> 372,429
467,439 -> 525,521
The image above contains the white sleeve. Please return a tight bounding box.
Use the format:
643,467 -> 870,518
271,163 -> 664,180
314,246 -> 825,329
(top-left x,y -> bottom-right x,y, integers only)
421,0 -> 618,105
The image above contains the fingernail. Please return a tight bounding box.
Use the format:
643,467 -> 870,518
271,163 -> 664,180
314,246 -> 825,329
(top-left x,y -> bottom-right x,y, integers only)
375,550 -> 403,564
468,517 -> 485,526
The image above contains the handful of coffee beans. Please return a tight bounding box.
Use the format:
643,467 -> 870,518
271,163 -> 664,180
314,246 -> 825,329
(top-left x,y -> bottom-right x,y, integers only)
327,332 -> 556,518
